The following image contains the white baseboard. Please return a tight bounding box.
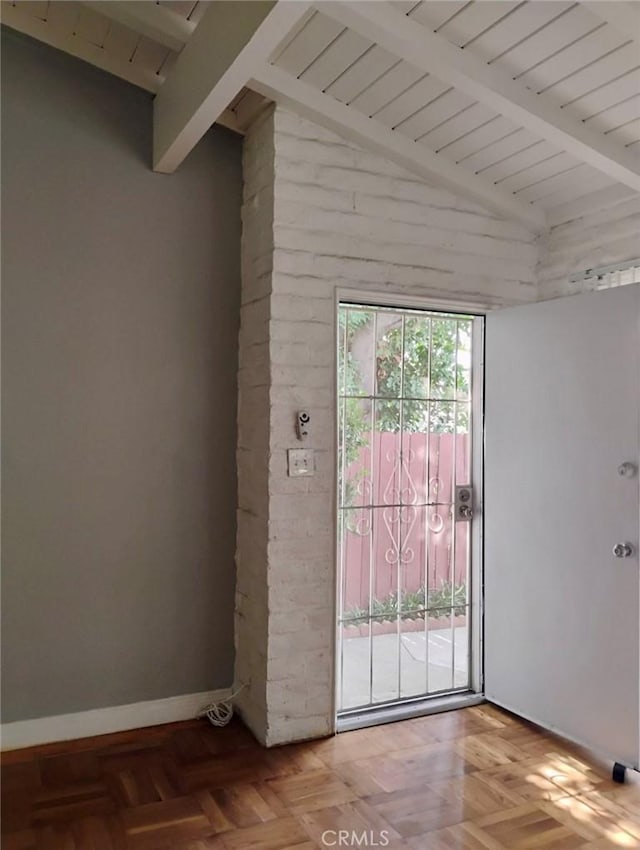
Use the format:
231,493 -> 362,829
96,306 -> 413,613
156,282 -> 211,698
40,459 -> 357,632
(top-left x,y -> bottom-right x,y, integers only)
1,688 -> 232,751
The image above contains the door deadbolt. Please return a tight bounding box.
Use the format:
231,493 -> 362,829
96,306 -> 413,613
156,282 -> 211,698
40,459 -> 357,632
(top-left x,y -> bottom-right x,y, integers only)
613,542 -> 634,558
455,486 -> 473,521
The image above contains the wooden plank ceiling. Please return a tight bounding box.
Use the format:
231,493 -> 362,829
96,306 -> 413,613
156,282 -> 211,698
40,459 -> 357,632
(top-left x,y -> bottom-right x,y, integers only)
0,2 -> 204,91
2,0 -> 639,230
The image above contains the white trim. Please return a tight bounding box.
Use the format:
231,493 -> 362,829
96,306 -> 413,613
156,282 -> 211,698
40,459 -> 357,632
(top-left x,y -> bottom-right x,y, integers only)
470,316 -> 485,696
330,288 -> 340,737
251,64 -> 545,232
0,688 -> 231,751
320,1 -> 640,194
336,287 -> 493,316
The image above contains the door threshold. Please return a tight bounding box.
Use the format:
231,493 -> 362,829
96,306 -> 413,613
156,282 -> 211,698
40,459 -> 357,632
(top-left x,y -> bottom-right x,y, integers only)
336,692 -> 485,733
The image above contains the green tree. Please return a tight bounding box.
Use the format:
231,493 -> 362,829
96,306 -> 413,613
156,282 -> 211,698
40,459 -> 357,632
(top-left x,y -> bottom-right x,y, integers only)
338,309 -> 372,511
339,309 -> 472,435
338,308 -> 472,510
338,309 -> 371,467
375,315 -> 471,432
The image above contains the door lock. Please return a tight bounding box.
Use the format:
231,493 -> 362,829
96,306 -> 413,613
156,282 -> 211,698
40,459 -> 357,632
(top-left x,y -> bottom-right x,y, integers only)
455,486 -> 474,522
612,542 -> 634,558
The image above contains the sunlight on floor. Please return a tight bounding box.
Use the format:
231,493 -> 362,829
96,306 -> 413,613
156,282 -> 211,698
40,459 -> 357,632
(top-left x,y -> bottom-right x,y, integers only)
524,755 -> 640,848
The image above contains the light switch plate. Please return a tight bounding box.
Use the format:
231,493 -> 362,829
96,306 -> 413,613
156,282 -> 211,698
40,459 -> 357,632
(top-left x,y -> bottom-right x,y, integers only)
287,448 -> 315,477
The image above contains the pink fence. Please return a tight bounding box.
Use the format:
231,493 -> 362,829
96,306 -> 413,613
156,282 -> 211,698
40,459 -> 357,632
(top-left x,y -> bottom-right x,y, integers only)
341,432 -> 470,611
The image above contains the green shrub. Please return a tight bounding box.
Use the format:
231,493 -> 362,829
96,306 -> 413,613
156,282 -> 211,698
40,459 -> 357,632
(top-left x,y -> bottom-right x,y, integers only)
342,580 -> 467,624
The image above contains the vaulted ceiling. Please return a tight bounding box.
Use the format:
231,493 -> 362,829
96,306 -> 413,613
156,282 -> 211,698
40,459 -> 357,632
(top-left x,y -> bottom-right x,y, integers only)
3,1 -> 640,232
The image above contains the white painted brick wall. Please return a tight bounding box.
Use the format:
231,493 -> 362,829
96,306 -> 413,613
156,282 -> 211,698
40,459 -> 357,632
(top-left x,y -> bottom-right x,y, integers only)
538,195 -> 640,299
236,104 -> 639,747
272,109 -> 539,307
236,105 -> 544,746
233,107 -> 275,743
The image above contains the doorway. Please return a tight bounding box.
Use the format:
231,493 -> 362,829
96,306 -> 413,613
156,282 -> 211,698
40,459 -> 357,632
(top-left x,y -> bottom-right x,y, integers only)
336,302 -> 484,719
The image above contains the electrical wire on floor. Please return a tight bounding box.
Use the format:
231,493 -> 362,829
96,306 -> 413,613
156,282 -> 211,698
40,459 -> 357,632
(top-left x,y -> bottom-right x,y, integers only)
198,683 -> 247,727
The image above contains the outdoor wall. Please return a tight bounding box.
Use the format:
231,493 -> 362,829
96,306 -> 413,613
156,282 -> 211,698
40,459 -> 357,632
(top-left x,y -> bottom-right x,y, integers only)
538,194 -> 640,299
1,29 -> 242,723
236,104 -> 540,746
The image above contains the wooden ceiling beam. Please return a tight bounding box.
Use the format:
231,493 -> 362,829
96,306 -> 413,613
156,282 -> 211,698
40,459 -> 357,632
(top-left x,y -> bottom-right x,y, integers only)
153,1 -> 312,173
320,1 -> 640,193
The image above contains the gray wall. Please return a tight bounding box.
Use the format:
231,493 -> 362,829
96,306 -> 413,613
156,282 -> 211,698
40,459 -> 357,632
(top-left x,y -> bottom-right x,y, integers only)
1,28 -> 242,723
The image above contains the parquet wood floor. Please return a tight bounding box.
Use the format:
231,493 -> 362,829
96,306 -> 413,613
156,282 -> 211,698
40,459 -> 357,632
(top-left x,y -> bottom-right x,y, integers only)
2,704 -> 639,849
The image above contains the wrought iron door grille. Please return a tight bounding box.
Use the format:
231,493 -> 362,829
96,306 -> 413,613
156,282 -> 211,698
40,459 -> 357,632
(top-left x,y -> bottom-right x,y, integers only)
337,304 -> 475,713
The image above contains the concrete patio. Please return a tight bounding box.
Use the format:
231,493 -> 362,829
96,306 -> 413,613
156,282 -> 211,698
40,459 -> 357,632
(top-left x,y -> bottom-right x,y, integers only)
339,625 -> 469,710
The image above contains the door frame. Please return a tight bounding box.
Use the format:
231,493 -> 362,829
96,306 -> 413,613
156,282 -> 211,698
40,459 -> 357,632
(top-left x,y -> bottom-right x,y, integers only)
333,288 -> 487,730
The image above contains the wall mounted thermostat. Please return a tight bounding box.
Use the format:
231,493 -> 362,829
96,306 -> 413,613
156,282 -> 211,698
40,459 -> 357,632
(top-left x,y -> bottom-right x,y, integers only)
296,411 -> 310,441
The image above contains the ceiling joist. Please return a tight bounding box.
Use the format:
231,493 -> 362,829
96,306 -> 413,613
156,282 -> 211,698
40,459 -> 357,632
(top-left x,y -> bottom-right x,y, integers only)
250,63 -> 546,231
153,0 -> 312,173
319,1 -> 640,194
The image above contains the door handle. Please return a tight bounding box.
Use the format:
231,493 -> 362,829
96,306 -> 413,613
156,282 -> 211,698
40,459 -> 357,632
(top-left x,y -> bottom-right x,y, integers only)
612,542 -> 634,558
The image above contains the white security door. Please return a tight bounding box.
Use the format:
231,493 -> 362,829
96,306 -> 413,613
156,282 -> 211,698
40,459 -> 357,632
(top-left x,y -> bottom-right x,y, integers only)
336,304 -> 482,716
485,283 -> 640,768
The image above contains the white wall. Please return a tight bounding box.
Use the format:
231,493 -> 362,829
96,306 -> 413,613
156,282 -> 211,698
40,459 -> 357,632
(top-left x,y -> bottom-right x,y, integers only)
273,110 -> 539,307
234,107 -> 275,743
235,105 -> 540,746
538,195 -> 640,299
